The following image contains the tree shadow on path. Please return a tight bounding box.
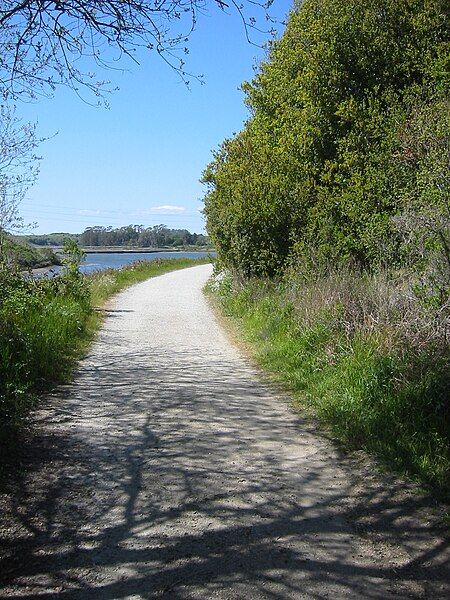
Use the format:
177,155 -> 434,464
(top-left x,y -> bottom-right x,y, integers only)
1,348 -> 449,599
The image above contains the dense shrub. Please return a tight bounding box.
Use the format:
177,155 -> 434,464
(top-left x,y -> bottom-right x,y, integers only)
202,0 -> 449,492
0,235 -> 60,268
203,0 -> 449,278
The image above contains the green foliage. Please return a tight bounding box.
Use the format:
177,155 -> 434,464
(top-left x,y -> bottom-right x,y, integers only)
203,0 -> 450,497
0,265 -> 90,428
59,239 -> 90,307
209,271 -> 449,498
79,225 -> 210,248
0,234 -> 60,269
203,0 -> 449,279
390,97 -> 450,307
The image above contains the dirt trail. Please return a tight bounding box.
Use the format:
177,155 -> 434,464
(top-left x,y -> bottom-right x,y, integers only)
0,264 -> 448,599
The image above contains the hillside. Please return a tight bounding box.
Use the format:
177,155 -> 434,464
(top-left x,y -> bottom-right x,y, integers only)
3,236 -> 61,269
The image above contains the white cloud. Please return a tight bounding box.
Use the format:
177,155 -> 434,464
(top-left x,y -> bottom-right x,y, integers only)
151,205 -> 186,213
77,209 -> 100,216
131,205 -> 187,217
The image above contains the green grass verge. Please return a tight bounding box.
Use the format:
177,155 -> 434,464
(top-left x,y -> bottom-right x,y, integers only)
0,257 -> 211,438
208,275 -> 449,501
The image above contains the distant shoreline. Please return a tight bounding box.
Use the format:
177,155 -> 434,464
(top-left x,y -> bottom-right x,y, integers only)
46,246 -> 215,255
30,248 -> 215,275
29,264 -> 60,275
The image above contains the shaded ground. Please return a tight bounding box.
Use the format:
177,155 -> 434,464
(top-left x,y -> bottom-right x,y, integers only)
0,264 -> 448,598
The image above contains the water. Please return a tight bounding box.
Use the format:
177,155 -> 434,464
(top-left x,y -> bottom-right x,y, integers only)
44,251 -> 214,276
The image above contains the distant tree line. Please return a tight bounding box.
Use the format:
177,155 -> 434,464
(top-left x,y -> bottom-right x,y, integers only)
79,225 -> 209,248
18,233 -> 80,247
19,226 -> 210,248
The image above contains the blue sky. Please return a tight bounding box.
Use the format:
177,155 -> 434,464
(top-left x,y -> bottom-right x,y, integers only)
17,1 -> 291,235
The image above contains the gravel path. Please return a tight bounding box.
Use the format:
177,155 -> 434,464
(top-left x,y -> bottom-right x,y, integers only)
0,264 -> 449,599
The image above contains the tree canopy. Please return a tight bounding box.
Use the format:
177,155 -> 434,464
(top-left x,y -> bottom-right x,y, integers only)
203,0 -> 449,277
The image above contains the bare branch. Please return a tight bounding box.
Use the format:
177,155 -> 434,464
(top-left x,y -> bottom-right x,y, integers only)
0,104 -> 45,237
0,0 -> 276,102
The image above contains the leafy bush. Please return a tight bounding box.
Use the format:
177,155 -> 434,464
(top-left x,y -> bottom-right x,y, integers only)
203,0 -> 449,279
0,234 -> 60,269
203,0 -> 450,497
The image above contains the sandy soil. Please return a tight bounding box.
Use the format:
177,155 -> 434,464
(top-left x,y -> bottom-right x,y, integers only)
0,264 -> 448,599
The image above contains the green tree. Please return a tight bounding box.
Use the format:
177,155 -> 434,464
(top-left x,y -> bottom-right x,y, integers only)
203,0 -> 449,276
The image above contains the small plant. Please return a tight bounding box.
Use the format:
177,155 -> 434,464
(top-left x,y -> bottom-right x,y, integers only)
59,239 -> 90,308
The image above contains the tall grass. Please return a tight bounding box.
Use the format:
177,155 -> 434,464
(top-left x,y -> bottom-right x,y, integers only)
208,268 -> 449,499
0,257 -> 210,436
